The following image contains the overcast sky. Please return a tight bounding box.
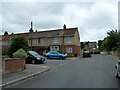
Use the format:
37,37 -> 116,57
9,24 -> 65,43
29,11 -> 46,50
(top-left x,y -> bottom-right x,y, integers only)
1,0 -> 118,42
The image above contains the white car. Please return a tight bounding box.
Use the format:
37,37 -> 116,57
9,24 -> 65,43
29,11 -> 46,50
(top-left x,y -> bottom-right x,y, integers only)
115,57 -> 120,78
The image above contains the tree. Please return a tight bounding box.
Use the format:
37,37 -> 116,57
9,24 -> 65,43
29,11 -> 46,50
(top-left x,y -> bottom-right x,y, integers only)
8,35 -> 29,57
98,40 -> 103,51
100,29 -> 120,51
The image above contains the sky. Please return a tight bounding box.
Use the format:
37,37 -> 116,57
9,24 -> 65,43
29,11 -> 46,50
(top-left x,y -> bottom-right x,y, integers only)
0,0 -> 119,42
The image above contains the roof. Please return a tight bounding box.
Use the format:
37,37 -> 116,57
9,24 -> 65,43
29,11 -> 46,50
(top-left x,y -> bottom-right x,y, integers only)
1,27 -> 78,40
29,28 -> 78,39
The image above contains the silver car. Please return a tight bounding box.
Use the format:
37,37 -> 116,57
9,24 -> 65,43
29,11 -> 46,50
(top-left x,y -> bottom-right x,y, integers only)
115,57 -> 120,78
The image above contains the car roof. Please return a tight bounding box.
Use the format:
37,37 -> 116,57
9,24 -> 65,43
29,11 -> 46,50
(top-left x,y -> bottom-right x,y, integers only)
84,51 -> 90,53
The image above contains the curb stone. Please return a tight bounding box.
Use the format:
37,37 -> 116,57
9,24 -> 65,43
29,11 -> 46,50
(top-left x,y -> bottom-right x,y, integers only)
1,66 -> 50,88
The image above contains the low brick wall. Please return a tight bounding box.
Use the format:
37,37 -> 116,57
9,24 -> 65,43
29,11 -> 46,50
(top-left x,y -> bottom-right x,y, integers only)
101,51 -> 120,56
4,58 -> 26,73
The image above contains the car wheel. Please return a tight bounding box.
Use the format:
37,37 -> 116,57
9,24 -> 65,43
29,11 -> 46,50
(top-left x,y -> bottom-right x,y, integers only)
62,57 -> 65,60
31,60 -> 36,64
115,70 -> 120,78
47,56 -> 50,59
59,56 -> 63,60
116,73 -> 119,78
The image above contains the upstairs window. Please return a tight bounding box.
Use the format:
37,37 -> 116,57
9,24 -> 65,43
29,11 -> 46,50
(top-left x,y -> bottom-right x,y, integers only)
44,38 -> 47,43
53,38 -> 58,43
38,38 -> 41,43
66,36 -> 72,43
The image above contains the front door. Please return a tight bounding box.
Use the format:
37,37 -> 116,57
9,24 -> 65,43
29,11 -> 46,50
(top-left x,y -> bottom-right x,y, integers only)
50,46 -> 59,51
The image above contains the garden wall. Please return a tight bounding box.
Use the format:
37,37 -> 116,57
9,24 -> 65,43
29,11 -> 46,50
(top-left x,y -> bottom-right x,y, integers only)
3,58 -> 26,74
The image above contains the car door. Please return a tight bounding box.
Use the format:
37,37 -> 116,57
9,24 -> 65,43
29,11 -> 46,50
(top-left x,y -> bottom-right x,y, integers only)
118,59 -> 120,75
53,52 -> 59,58
49,52 -> 55,58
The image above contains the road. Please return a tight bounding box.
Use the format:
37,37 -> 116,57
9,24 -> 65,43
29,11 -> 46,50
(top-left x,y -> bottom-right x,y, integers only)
8,54 -> 119,88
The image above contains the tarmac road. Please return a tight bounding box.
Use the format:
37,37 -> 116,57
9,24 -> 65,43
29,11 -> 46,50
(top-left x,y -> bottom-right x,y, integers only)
8,54 -> 119,88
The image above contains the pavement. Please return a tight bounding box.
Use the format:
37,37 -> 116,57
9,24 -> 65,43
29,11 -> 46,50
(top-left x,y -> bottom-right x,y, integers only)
1,64 -> 50,88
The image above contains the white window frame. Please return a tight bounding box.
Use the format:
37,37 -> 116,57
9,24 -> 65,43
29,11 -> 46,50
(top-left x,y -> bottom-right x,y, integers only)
66,36 -> 72,43
66,47 -> 73,53
50,46 -> 59,51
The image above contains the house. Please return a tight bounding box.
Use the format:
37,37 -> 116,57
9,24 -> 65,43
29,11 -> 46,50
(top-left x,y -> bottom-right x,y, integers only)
81,41 -> 98,53
1,23 -> 81,56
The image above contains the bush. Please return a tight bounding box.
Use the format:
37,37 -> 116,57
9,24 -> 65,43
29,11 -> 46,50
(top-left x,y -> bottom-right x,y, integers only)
8,35 -> 29,57
57,50 -> 62,54
112,47 -> 118,51
42,52 -> 46,56
13,48 -> 27,59
2,55 -> 10,59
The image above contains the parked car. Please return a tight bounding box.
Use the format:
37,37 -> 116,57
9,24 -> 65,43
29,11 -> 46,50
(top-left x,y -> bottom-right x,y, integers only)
94,50 -> 100,54
26,51 -> 45,64
115,57 -> 120,78
46,51 -> 67,60
83,51 -> 91,57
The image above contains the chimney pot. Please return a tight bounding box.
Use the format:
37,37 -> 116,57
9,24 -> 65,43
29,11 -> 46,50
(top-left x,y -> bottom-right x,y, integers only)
63,24 -> 66,30
4,31 -> 8,35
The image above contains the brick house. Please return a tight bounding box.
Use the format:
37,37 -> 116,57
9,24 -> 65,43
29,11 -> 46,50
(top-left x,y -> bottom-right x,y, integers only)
81,41 -> 98,53
1,23 -> 81,56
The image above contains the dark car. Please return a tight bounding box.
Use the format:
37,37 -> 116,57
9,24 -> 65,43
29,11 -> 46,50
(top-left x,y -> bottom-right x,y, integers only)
83,51 -> 91,57
46,51 -> 67,60
94,50 -> 100,54
26,51 -> 45,64
115,57 -> 120,78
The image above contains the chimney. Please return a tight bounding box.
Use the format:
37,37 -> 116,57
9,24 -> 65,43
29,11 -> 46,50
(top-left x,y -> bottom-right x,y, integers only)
63,24 -> 66,30
4,31 -> 8,35
29,21 -> 34,33
11,32 -> 14,35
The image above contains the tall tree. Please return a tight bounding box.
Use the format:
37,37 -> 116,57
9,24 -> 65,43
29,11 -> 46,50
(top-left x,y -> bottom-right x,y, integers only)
8,35 -> 29,57
101,29 -> 119,51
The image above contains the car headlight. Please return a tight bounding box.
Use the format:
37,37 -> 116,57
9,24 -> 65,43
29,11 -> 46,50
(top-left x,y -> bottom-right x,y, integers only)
37,58 -> 40,60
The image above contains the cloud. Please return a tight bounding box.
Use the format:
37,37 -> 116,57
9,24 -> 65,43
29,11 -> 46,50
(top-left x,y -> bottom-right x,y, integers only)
1,2 -> 118,42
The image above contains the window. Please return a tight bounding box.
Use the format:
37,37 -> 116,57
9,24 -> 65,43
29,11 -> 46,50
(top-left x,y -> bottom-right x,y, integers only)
53,38 -> 58,43
44,38 -> 47,43
38,38 -> 41,43
66,47 -> 73,53
50,46 -> 59,51
66,36 -> 72,43
29,39 -> 32,45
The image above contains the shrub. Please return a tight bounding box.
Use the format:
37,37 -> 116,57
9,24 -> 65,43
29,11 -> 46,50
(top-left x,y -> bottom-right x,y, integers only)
13,48 -> 27,59
8,35 -> 29,57
57,50 -> 62,54
112,47 -> 118,51
2,55 -> 10,59
42,52 -> 46,56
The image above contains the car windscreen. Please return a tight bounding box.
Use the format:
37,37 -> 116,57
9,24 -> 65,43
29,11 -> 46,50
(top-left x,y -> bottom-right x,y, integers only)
49,51 -> 60,54
28,51 -> 41,57
84,51 -> 90,53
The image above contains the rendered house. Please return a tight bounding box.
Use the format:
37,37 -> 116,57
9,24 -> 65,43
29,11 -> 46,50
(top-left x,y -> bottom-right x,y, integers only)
1,23 -> 81,56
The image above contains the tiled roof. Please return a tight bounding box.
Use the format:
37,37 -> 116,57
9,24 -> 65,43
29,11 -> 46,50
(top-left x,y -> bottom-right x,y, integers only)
1,27 -> 78,40
1,33 -> 29,41
29,28 -> 78,39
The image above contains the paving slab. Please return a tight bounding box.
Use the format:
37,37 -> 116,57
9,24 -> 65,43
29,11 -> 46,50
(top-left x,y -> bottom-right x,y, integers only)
1,64 -> 50,88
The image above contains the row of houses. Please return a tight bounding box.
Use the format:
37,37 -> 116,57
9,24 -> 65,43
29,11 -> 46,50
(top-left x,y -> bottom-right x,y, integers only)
1,23 -> 81,56
1,22 -> 99,56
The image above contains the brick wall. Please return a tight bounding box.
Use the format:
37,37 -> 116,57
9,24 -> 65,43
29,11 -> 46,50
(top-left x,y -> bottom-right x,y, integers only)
5,58 -> 26,73
63,45 -> 81,56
